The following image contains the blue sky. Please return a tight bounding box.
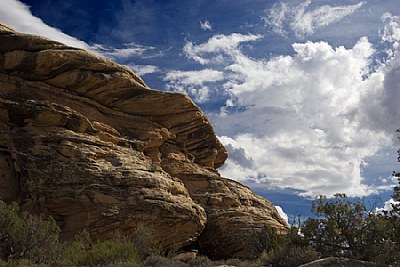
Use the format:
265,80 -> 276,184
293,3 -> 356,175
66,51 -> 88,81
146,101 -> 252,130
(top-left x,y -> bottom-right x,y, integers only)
2,0 -> 400,221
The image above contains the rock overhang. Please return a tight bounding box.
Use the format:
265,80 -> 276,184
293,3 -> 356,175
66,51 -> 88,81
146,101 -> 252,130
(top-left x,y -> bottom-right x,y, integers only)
0,23 -> 227,169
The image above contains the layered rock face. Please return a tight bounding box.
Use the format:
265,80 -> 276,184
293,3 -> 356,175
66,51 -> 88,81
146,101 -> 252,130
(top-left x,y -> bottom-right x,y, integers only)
0,24 -> 288,258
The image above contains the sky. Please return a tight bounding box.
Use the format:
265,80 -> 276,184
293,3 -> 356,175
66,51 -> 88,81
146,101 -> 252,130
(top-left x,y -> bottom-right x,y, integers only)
1,0 -> 400,221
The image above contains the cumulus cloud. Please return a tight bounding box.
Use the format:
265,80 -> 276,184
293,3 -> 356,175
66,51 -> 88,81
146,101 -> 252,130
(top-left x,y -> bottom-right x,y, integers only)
219,36 -> 398,197
164,33 -> 261,102
200,20 -> 212,31
0,0 -> 89,49
382,13 -> 400,43
164,69 -> 224,103
360,14 -> 400,138
263,0 -> 364,37
224,142 -> 253,169
171,27 -> 400,197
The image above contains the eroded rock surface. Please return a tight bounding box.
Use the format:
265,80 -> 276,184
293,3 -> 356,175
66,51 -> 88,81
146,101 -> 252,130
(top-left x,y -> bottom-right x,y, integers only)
0,23 -> 288,258
161,148 -> 288,259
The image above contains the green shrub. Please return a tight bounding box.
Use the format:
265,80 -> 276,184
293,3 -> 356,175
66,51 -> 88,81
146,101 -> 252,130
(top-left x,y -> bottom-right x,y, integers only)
62,230 -> 141,266
252,224 -> 280,254
131,222 -> 160,260
0,201 -> 61,263
61,230 -> 91,265
259,245 -> 319,267
83,239 -> 140,266
253,224 -> 319,267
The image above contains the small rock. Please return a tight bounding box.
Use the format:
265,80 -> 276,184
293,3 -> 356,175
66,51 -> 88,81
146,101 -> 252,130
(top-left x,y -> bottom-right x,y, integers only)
172,250 -> 198,262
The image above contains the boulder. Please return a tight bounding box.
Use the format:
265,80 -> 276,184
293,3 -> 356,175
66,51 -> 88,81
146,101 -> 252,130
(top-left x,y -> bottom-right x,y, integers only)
161,148 -> 288,259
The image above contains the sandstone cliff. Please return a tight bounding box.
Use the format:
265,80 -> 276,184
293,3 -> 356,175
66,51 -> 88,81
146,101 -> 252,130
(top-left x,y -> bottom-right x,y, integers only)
0,24 -> 288,259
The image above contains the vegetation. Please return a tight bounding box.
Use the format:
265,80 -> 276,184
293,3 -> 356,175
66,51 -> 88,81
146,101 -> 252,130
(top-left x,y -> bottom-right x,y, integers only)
0,201 -> 60,264
301,193 -> 400,265
2,191 -> 400,266
0,203 -> 155,266
3,192 -> 400,267
251,188 -> 400,266
250,138 -> 400,266
255,225 -> 318,267
62,230 -> 142,266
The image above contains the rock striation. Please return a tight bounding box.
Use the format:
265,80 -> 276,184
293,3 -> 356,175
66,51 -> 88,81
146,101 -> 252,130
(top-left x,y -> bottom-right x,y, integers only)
0,24 -> 288,259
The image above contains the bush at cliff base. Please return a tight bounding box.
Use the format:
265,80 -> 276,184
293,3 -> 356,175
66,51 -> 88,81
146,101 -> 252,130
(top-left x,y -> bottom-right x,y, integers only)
0,202 -> 146,266
255,225 -> 319,267
62,230 -> 141,266
0,201 -> 60,263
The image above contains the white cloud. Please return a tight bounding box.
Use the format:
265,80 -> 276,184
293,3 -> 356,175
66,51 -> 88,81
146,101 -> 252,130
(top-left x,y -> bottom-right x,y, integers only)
165,69 -> 224,85
183,33 -> 262,64
0,0 -> 162,75
0,0 -> 160,62
91,43 -> 155,60
275,206 -> 289,225
375,198 -> 400,215
264,1 -> 289,36
125,64 -> 160,76
164,69 -> 224,103
381,13 -> 400,47
173,30 -> 400,198
263,0 -> 364,37
200,20 -> 212,31
0,0 -> 89,49
360,16 -> 400,139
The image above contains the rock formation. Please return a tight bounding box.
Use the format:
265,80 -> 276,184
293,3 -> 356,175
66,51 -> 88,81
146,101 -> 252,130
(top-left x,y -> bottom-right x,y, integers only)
0,23 -> 288,259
